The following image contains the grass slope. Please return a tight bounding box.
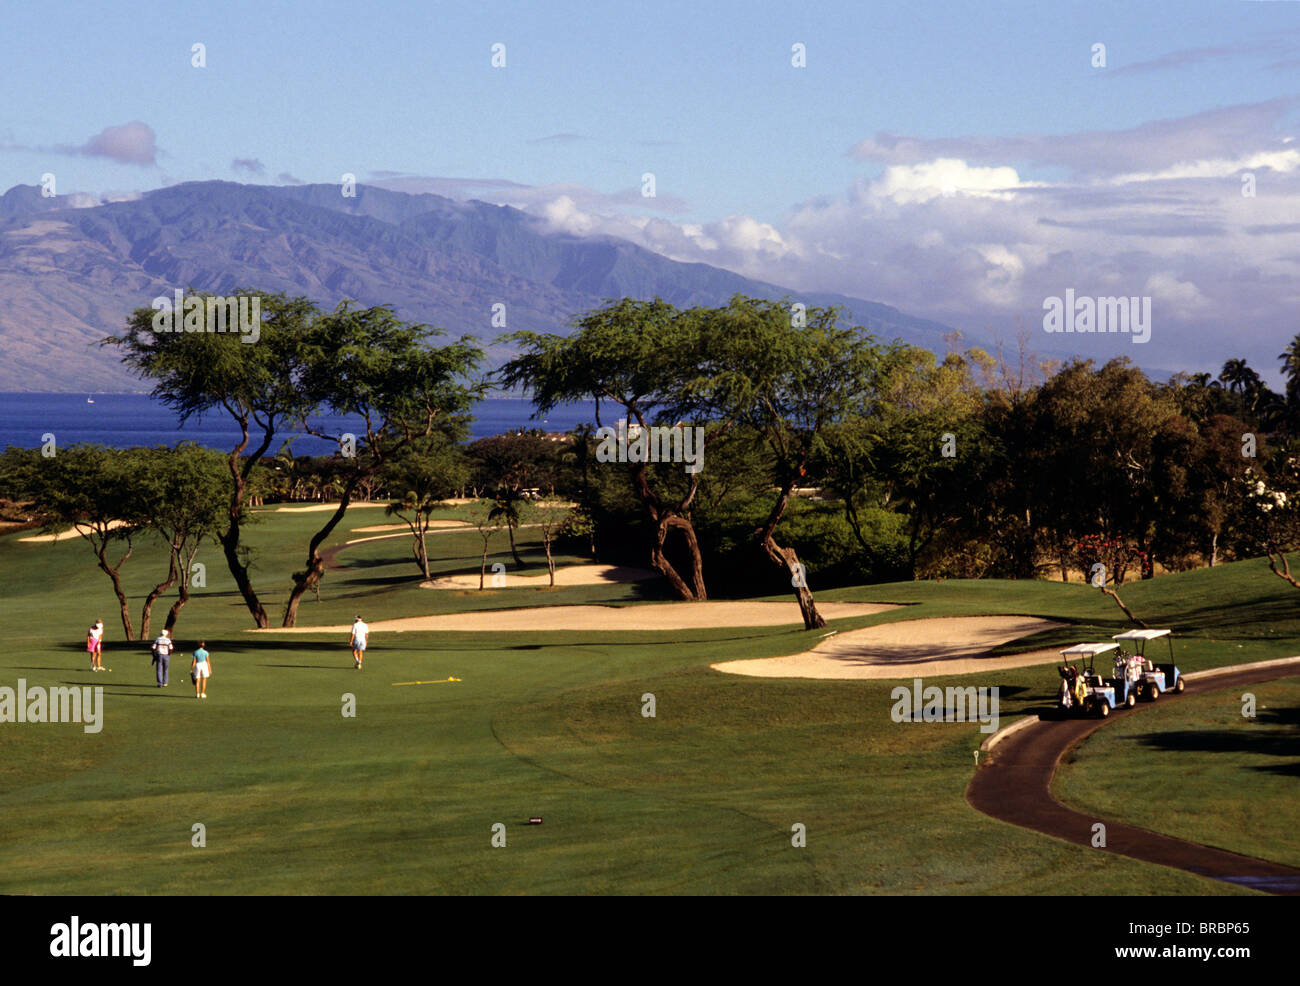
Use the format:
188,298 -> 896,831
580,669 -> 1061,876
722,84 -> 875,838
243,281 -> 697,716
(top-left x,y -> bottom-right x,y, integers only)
0,507 -> 1292,894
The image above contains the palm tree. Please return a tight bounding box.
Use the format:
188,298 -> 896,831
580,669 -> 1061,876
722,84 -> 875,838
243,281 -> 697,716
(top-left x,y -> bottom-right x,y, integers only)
1220,359 -> 1265,418
1219,358 -> 1260,395
1278,335 -> 1300,432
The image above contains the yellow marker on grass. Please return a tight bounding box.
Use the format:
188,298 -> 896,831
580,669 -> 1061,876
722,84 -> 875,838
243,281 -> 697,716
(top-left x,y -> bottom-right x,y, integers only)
392,677 -> 461,686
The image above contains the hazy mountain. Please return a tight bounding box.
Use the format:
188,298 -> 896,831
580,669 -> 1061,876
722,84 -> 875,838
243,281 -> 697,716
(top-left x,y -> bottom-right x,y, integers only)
0,180 -> 964,392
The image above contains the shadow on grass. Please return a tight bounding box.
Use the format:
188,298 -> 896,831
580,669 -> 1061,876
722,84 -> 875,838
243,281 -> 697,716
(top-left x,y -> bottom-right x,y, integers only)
13,666 -> 86,671
59,681 -> 191,699
257,664 -> 358,670
1126,706 -> 1300,775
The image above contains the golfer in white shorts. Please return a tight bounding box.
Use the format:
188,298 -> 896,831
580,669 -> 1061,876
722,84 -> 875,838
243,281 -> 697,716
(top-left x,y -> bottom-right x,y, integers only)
191,641 -> 212,699
351,616 -> 369,670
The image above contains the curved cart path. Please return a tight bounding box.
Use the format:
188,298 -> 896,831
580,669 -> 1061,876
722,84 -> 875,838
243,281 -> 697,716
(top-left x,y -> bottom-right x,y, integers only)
966,658 -> 1300,895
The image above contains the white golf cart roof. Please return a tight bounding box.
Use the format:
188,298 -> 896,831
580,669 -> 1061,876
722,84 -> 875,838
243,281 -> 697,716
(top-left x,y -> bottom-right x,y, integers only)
1112,629 -> 1171,641
1060,643 -> 1119,656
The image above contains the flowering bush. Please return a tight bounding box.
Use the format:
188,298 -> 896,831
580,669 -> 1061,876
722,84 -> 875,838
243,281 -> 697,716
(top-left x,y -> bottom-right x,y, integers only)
1070,534 -> 1148,586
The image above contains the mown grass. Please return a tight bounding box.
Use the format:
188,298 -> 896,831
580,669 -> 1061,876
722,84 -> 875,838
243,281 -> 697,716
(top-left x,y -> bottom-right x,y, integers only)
1056,679 -> 1300,870
0,507 -> 1293,894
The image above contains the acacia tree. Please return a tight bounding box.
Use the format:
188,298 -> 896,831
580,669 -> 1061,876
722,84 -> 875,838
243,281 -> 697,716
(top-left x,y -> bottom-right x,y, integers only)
20,444 -> 225,640
282,301 -> 483,625
25,445 -> 146,639
106,291 -> 318,627
694,297 -> 884,629
499,299 -> 729,601
138,443 -> 229,637
489,487 -> 527,568
381,433 -> 469,579
533,502 -> 571,586
469,503 -> 502,589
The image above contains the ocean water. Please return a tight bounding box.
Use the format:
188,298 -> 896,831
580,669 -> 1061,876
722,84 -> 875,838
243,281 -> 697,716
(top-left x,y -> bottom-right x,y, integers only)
0,393 -> 595,455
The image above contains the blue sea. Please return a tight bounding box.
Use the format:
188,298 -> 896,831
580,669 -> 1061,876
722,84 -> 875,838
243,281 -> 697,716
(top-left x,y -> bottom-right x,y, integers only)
0,393 -> 596,455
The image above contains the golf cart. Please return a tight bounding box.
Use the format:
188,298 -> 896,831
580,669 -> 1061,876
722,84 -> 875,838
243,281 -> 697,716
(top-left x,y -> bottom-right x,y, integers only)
1111,629 -> 1184,701
1057,643 -> 1128,718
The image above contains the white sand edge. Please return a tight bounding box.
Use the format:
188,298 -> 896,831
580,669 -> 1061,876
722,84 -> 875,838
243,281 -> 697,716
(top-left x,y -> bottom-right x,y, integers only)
251,601 -> 900,634
711,616 -> 1068,680
421,564 -> 658,589
19,520 -> 132,543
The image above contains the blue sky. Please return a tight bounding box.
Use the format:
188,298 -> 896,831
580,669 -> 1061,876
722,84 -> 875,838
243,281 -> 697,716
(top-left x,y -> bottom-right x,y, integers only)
3,0 -> 1300,375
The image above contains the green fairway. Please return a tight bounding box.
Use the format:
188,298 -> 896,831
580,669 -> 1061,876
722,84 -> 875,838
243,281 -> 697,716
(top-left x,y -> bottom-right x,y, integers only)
1056,679 -> 1300,870
1,507 -> 1295,894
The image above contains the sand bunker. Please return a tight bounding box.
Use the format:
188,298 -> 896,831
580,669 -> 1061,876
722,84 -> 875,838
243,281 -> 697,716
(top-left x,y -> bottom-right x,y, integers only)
18,520 -> 131,543
711,616 -> 1067,679
422,564 -> 657,589
254,601 -> 898,634
351,520 -> 468,533
271,502 -> 389,513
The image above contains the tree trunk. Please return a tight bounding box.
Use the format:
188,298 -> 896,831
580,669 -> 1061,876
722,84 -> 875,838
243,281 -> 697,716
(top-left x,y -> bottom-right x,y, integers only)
757,479 -> 825,630
651,514 -> 707,600
624,435 -> 706,600
1267,552 -> 1300,588
283,491 -> 354,627
416,525 -> 431,580
221,417 -> 275,628
1209,532 -> 1218,568
1101,585 -> 1147,627
544,532 -> 556,587
140,548 -> 180,641
480,535 -> 490,589
842,496 -> 873,556
164,543 -> 203,631
221,526 -> 268,627
762,534 -> 826,629
95,538 -> 135,640
508,523 -> 523,568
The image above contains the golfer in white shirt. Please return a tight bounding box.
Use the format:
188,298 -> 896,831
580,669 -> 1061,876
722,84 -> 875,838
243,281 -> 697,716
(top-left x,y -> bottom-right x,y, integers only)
350,616 -> 369,669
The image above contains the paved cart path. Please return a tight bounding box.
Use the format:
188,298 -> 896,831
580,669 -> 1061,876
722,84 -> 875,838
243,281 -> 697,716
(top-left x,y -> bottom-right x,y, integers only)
966,659 -> 1300,895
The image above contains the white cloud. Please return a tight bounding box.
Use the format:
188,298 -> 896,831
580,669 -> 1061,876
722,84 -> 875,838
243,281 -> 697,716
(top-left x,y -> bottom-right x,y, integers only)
1144,272 -> 1209,312
1111,148 -> 1300,184
539,194 -> 599,235
868,158 -> 1037,204
69,121 -> 157,166
372,101 -> 1300,376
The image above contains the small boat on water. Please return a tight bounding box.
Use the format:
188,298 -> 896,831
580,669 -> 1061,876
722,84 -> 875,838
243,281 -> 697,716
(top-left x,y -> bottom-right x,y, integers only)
86,395 -> 95,404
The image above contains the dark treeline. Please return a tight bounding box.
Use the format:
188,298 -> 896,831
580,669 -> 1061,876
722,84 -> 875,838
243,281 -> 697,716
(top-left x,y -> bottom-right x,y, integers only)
498,296 -> 1300,627
4,290 -> 1300,636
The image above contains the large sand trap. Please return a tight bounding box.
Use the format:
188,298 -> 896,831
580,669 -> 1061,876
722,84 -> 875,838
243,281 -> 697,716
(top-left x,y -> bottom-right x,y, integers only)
712,616 -> 1067,679
336,523 -> 544,553
351,520 -> 468,533
19,520 -> 131,543
253,601 -> 899,634
271,502 -> 389,513
422,564 -> 657,589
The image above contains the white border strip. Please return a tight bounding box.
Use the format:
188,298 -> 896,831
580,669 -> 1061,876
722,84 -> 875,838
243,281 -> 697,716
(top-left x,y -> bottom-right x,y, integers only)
979,714 -> 1040,752
1184,655 -> 1300,682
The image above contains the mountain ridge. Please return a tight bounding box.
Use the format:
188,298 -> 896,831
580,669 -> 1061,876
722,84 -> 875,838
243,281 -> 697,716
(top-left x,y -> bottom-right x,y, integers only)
0,180 -> 965,392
